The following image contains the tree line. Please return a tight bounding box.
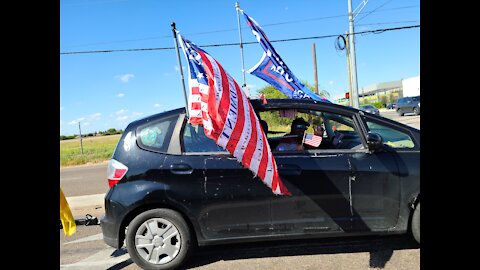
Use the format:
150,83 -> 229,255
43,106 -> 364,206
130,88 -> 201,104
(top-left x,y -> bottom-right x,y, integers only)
60,128 -> 123,140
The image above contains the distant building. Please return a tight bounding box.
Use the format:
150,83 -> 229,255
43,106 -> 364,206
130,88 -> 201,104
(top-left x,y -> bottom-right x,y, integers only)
334,75 -> 419,105
402,75 -> 420,97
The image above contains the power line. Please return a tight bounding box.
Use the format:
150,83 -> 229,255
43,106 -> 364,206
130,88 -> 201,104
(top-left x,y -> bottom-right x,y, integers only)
60,24 -> 419,55
61,5 -> 419,49
356,0 -> 395,23
357,20 -> 419,26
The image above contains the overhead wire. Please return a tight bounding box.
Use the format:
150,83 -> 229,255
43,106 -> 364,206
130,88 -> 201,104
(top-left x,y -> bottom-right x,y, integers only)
60,24 -> 419,55
61,4 -> 419,49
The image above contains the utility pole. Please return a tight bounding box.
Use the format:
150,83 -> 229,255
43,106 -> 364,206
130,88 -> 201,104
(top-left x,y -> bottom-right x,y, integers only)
312,43 -> 319,95
78,122 -> 84,155
345,31 -> 353,107
348,0 -> 360,109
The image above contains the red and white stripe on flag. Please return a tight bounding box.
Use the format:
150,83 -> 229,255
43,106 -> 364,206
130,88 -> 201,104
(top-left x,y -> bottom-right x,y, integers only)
178,34 -> 290,196
304,133 -> 322,147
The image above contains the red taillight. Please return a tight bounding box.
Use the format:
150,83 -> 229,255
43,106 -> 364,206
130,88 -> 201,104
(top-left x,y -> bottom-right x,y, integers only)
107,159 -> 128,188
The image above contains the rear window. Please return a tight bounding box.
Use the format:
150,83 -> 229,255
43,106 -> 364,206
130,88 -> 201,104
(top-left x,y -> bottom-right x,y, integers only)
136,114 -> 178,152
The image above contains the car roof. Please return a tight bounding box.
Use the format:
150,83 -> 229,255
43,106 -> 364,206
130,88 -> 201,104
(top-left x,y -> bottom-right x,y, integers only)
127,98 -> 418,133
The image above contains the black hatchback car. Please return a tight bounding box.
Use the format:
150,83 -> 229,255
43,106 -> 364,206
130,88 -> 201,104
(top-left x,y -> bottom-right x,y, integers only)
396,96 -> 420,116
101,99 -> 420,269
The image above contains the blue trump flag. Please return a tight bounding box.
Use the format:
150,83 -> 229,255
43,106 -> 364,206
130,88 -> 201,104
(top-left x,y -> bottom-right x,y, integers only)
240,10 -> 330,102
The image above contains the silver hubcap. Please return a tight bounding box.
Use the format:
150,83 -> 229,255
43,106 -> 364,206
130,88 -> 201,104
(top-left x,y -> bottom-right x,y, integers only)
134,218 -> 181,265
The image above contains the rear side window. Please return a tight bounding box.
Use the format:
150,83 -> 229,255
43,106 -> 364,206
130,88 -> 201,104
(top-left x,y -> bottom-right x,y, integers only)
182,123 -> 225,153
136,115 -> 178,152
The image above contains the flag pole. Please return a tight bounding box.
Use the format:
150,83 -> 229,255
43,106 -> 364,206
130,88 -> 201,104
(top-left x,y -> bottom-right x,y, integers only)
171,21 -> 189,118
235,2 -> 247,89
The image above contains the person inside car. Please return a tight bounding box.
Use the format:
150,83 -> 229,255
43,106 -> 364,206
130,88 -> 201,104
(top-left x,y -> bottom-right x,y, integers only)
275,117 -> 309,151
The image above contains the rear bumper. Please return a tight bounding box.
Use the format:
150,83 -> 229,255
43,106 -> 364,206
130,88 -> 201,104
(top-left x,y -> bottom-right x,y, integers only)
100,214 -> 122,249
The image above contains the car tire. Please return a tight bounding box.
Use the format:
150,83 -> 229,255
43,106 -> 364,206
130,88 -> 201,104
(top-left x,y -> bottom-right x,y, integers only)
413,107 -> 420,115
411,202 -> 420,244
126,209 -> 194,270
397,109 -> 404,116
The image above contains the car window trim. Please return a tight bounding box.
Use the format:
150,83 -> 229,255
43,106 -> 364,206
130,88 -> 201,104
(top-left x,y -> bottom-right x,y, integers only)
167,113 -> 186,155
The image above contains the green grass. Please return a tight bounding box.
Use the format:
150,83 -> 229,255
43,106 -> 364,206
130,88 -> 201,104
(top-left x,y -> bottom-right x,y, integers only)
60,134 -> 122,167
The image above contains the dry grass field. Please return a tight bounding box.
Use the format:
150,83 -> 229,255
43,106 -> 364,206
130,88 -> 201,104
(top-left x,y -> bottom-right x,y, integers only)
60,134 -> 121,167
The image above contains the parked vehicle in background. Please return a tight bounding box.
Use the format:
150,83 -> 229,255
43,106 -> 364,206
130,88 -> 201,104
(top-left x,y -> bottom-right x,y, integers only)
396,96 -> 420,116
386,103 -> 396,110
359,104 -> 380,115
101,99 -> 420,270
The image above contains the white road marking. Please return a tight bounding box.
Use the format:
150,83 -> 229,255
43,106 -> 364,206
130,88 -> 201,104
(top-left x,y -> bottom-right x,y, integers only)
60,246 -> 132,269
66,194 -> 105,209
64,233 -> 103,245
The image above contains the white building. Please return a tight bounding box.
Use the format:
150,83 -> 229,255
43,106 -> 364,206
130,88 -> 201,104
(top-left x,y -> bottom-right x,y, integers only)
401,75 -> 420,97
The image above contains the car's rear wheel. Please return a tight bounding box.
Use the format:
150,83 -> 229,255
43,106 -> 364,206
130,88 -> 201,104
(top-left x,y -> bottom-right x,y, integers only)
411,202 -> 420,244
413,107 -> 420,115
126,209 -> 193,270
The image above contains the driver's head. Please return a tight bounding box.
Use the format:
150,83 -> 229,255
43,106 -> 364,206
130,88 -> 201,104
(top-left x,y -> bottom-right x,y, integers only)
291,118 -> 309,136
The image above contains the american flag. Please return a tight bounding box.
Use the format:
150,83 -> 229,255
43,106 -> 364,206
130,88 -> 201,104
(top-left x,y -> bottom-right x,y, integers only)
303,133 -> 322,147
178,34 -> 291,196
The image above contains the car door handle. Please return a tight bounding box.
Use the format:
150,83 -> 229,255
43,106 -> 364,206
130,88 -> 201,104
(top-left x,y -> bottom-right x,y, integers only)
277,164 -> 302,176
170,164 -> 193,175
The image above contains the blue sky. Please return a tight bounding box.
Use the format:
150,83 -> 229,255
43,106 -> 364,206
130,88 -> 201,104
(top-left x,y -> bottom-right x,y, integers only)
60,0 -> 420,136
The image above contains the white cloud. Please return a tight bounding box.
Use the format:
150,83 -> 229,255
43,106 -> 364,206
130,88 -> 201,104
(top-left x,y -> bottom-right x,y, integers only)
68,117 -> 85,125
154,104 -> 161,108
132,112 -> 144,117
89,113 -> 101,120
163,73 -> 172,77
115,109 -> 127,115
285,7 -> 289,10
67,113 -> 101,126
115,73 -> 135,83
329,81 -> 334,85
116,93 -> 125,97
116,115 -> 128,121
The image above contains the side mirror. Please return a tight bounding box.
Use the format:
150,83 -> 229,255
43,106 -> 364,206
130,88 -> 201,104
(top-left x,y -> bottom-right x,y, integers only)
366,132 -> 383,152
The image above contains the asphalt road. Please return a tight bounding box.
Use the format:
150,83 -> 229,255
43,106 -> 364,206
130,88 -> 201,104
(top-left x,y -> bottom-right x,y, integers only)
60,110 -> 420,269
378,109 -> 420,130
61,162 -> 109,197
61,224 -> 419,270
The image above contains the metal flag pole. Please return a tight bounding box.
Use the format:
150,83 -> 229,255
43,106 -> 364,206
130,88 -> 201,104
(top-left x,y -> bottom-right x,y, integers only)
171,21 -> 189,118
235,2 -> 247,90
